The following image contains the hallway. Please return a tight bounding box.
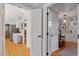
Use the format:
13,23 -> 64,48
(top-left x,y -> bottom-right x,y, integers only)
0,3 -> 79,56
5,38 -> 30,56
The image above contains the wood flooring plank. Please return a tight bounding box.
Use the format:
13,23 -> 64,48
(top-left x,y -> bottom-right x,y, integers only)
5,38 -> 30,56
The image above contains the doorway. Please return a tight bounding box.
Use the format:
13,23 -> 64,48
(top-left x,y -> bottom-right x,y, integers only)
5,4 -> 30,56
47,3 -> 78,56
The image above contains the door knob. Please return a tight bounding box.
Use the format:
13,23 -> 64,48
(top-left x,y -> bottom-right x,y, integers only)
37,35 -> 41,38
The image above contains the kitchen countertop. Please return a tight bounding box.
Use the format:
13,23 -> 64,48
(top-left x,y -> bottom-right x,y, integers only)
13,33 -> 23,43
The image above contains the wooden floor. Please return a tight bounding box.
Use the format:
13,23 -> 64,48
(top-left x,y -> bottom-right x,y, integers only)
5,38 -> 30,56
5,37 -> 77,56
52,41 -> 77,56
51,47 -> 64,56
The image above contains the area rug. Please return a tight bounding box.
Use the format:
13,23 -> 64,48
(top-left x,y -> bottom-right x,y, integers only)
60,47 -> 77,56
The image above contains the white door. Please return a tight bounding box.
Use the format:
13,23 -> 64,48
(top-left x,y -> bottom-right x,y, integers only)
31,9 -> 42,56
47,8 -> 59,55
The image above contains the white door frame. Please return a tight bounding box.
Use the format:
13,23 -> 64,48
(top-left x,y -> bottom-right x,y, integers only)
2,3 -> 5,56
77,3 -> 79,56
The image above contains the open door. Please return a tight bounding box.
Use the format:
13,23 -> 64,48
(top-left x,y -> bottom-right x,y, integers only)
31,9 -> 42,56
47,8 -> 59,55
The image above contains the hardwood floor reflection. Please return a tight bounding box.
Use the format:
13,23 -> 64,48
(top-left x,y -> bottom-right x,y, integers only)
5,38 -> 30,56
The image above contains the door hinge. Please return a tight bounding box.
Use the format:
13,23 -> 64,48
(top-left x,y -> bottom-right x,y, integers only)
47,12 -> 49,15
46,52 -> 49,56
47,33 -> 49,35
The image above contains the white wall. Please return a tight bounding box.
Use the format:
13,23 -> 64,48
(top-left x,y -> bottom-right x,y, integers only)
0,3 -> 5,56
59,7 -> 77,42
65,17 -> 78,42
66,7 -> 77,42
5,4 -> 31,25
5,4 -> 23,24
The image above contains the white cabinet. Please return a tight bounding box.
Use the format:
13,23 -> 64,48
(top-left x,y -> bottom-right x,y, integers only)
13,33 -> 22,43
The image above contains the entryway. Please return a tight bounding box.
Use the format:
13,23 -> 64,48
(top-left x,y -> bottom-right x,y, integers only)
47,3 -> 78,56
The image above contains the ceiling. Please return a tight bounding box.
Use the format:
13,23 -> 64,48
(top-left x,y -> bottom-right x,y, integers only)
50,3 -> 77,19
9,3 -> 47,9
5,3 -> 47,24
5,4 -> 31,24
7,3 -> 78,24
